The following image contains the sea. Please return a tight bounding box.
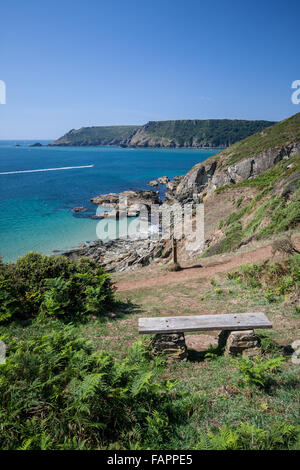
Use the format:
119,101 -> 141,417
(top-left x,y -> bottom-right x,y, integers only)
0,141 -> 220,262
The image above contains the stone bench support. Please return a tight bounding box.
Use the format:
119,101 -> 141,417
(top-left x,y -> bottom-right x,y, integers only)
139,312 -> 271,361
218,329 -> 261,357
151,333 -> 188,361
152,329 -> 262,361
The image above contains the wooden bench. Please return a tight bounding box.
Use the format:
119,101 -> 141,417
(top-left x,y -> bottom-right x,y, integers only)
139,312 -> 272,334
138,312 -> 272,360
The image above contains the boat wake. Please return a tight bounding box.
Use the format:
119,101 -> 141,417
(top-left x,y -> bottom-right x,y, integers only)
0,165 -> 94,175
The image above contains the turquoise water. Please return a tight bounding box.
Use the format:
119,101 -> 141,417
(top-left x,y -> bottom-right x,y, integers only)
0,141 -> 219,261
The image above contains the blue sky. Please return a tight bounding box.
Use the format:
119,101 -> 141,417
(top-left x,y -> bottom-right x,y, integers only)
0,0 -> 299,139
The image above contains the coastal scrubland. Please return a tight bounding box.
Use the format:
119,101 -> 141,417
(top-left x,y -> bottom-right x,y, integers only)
0,113 -> 299,450
0,249 -> 299,450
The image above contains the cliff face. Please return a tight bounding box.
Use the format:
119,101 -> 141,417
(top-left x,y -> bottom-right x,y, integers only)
176,142 -> 300,203
49,119 -> 275,148
123,119 -> 275,148
175,113 -> 300,202
174,113 -> 300,258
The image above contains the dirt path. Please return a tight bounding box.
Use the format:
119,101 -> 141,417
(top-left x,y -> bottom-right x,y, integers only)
116,233 -> 300,292
116,244 -> 273,292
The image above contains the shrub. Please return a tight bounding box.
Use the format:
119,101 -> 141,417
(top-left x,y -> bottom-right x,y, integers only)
257,333 -> 283,354
227,255 -> 299,302
232,355 -> 285,388
0,252 -> 115,323
0,328 -> 192,450
195,422 -> 299,450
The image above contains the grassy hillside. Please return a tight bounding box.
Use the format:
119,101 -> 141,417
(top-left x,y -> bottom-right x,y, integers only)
177,113 -> 300,182
217,112 -> 300,167
50,119 -> 275,148
130,119 -> 275,148
171,113 -> 300,257
206,172 -> 299,257
202,117 -> 300,256
49,125 -> 140,146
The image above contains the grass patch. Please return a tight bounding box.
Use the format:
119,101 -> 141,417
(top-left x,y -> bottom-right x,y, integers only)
0,251 -> 299,450
205,178 -> 300,257
228,255 -> 300,302
218,112 -> 300,167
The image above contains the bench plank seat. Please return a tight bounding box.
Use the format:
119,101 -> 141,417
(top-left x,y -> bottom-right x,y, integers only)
139,312 -> 272,334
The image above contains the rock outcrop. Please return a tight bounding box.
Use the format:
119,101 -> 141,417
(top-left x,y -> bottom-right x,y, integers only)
71,206 -> 87,213
61,237 -> 171,272
148,180 -> 159,187
90,190 -> 161,217
176,142 -> 300,203
147,175 -> 184,201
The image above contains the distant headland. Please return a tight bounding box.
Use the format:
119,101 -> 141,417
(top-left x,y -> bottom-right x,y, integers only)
49,119 -> 276,149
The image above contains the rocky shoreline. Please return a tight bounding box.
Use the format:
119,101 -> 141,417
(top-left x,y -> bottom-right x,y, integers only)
62,237 -> 173,272
62,176 -> 183,271
60,138 -> 300,272
55,114 -> 300,273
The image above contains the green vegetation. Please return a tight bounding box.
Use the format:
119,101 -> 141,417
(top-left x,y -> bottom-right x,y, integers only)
50,125 -> 140,146
235,196 -> 243,208
51,119 -> 274,148
205,155 -> 300,256
131,119 -> 275,147
228,255 -> 300,303
2,112 -> 300,451
216,151 -> 300,192
176,112 -> 300,202
0,251 -> 299,450
217,112 -> 300,166
0,328 -> 196,450
2,319 -> 298,450
2,110 -> 300,448
195,422 -> 299,450
0,252 -> 114,323
232,355 -> 286,388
